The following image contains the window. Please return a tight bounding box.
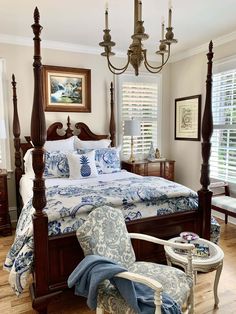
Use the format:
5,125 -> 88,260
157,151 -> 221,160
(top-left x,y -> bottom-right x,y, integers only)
0,59 -> 10,170
210,68 -> 236,183
117,74 -> 161,160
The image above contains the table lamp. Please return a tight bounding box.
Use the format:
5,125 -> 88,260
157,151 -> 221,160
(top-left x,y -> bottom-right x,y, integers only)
124,119 -> 141,163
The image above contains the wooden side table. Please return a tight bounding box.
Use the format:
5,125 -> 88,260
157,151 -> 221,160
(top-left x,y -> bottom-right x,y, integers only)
164,237 -> 224,308
121,159 -> 175,181
0,169 -> 12,236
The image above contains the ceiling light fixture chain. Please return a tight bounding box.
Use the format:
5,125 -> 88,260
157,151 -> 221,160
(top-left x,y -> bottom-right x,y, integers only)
99,0 -> 177,76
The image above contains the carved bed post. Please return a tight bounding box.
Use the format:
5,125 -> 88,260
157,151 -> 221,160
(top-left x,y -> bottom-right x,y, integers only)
11,74 -> 23,218
30,8 -> 59,313
198,41 -> 214,239
110,82 -> 116,147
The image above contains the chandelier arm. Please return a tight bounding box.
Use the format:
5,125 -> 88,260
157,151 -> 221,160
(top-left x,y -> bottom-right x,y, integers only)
143,62 -> 165,74
107,59 -> 130,75
143,47 -> 171,70
106,54 -> 131,71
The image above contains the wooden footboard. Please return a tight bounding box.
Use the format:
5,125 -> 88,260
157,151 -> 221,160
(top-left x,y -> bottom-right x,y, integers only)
36,210 -> 200,295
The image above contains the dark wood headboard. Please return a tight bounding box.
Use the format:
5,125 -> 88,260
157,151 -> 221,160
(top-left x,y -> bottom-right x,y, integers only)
12,72 -> 115,217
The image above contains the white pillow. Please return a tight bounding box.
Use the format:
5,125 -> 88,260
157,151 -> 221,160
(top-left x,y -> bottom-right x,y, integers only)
74,137 -> 111,150
23,148 -> 35,177
67,150 -> 98,179
44,136 -> 75,152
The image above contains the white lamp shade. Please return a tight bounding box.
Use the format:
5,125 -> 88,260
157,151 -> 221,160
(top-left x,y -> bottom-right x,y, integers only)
124,119 -> 141,136
0,119 -> 6,139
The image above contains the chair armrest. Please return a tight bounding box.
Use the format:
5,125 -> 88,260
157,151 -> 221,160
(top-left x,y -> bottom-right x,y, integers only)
115,271 -> 162,291
115,271 -> 162,314
129,233 -> 195,251
129,233 -> 195,280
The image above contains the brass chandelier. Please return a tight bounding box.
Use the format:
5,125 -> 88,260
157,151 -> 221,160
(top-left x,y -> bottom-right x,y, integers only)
99,0 -> 177,76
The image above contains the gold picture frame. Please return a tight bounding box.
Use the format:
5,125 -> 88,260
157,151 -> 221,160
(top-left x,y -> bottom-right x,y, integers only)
43,65 -> 91,112
175,95 -> 201,141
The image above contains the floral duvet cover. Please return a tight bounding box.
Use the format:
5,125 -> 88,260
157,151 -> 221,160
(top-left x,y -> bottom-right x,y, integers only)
4,176 -> 198,295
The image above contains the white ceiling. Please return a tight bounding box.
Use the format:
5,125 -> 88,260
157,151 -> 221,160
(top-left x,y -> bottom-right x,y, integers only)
1,0 -> 236,61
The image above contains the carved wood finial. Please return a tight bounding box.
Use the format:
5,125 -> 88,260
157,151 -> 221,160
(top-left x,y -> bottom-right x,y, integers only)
209,40 -> 213,53
34,7 -> 40,24
65,116 -> 73,138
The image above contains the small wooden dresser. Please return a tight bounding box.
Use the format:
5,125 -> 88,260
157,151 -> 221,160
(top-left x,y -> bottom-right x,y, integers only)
122,159 -> 175,181
0,169 -> 12,235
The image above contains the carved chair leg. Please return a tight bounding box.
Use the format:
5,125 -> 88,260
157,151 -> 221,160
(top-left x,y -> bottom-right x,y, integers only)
188,286 -> 195,314
96,307 -> 105,314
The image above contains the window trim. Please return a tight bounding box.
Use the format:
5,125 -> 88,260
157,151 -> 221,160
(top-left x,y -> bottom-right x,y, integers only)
0,58 -> 11,171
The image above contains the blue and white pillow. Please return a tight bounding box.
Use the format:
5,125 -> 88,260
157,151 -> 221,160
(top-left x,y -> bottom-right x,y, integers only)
44,151 -> 69,178
67,150 -> 98,179
95,148 -> 121,174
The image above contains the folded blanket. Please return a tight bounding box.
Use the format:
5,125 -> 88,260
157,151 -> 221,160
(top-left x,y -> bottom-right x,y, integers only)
68,255 -> 182,314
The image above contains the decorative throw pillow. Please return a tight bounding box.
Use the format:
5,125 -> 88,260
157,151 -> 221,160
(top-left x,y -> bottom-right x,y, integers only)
95,147 -> 121,174
23,148 -> 35,177
76,206 -> 136,268
44,151 -> 69,178
67,150 -> 98,179
74,137 -> 111,150
44,136 -> 75,152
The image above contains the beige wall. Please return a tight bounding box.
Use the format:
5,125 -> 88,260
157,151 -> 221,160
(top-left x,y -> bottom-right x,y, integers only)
0,42 -> 171,210
169,39 -> 236,191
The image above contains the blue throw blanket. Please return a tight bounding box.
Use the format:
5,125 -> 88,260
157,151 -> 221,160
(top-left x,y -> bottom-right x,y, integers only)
68,255 -> 182,314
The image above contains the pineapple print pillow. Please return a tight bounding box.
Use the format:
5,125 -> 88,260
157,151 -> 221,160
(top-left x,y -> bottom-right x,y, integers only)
67,150 -> 98,179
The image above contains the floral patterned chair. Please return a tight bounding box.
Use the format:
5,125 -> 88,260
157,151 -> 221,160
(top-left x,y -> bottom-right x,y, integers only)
76,206 -> 195,314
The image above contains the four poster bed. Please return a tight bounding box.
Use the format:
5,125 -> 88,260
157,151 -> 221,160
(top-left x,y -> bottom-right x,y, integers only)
7,8 -> 214,314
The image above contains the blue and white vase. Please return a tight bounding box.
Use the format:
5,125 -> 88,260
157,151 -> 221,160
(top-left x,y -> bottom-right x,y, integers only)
147,141 -> 156,161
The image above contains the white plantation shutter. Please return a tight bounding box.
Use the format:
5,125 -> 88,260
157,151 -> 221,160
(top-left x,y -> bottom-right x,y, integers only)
210,69 -> 236,183
118,74 -> 161,159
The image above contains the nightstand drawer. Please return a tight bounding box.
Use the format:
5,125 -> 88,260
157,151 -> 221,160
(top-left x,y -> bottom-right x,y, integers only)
0,169 -> 12,235
147,163 -> 161,176
122,160 -> 175,181
0,189 -> 7,199
0,214 -> 8,223
0,202 -> 8,214
0,179 -> 6,192
133,164 -> 146,175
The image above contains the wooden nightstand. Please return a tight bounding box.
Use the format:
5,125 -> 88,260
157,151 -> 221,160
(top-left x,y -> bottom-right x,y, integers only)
0,169 -> 12,236
121,159 -> 175,181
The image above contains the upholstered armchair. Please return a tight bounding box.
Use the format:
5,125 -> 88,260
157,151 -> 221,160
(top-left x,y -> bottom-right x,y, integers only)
75,206 -> 195,314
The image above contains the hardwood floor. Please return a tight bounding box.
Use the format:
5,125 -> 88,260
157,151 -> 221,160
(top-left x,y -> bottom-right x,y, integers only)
0,219 -> 235,314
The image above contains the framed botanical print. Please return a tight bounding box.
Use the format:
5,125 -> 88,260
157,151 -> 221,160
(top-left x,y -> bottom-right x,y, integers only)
43,65 -> 91,112
175,95 -> 201,141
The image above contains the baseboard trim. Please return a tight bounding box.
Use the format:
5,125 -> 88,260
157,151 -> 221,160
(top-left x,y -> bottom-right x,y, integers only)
212,210 -> 236,225
9,206 -> 17,224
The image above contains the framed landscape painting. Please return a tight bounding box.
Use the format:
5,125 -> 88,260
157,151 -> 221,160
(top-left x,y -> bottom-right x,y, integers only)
175,95 -> 201,141
43,65 -> 91,112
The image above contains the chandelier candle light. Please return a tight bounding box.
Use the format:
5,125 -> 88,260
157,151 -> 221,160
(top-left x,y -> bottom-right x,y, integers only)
124,119 -> 141,163
99,0 -> 177,76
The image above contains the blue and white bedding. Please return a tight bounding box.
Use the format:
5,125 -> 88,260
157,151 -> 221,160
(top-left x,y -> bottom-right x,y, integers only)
4,172 -> 198,295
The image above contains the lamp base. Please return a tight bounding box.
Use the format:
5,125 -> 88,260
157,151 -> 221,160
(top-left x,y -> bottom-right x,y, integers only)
128,155 -> 136,163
